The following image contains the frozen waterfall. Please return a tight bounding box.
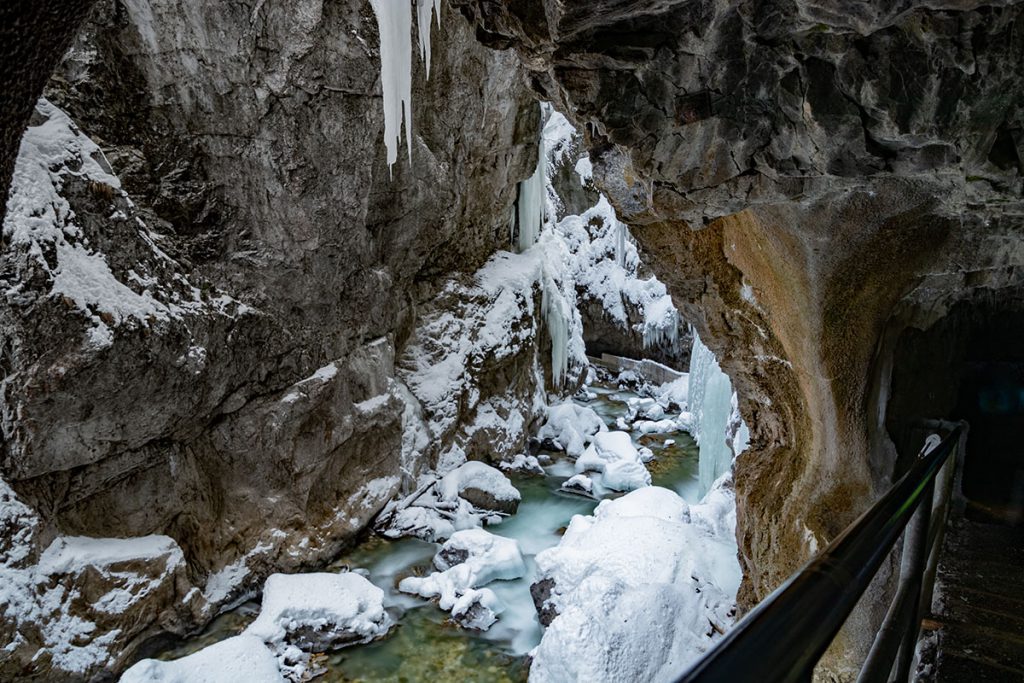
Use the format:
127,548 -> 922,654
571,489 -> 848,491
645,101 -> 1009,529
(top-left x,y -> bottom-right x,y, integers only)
369,0 -> 442,172
688,330 -> 743,498
515,136 -> 547,252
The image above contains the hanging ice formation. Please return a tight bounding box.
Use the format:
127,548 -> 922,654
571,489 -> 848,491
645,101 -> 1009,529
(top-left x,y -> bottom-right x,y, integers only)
641,297 -> 682,353
687,330 -> 742,498
416,0 -> 441,77
514,106 -> 548,252
368,0 -> 442,173
614,220 -> 627,268
541,268 -> 571,389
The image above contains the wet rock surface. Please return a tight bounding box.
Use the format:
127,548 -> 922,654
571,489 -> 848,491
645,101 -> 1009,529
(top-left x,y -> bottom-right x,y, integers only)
0,0 -> 543,678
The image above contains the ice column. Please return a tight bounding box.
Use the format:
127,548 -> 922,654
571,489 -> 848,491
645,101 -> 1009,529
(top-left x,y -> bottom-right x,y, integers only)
688,330 -> 741,498
369,0 -> 442,173
515,136 -> 547,252
541,274 -> 569,389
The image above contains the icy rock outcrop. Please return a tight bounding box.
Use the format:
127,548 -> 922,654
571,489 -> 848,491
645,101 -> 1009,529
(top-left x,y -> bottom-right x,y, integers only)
121,634 -> 285,683
498,453 -> 545,476
574,431 -> 652,492
530,486 -> 740,683
399,234 -> 586,465
543,112 -> 690,369
399,528 -> 526,630
377,459 -> 522,542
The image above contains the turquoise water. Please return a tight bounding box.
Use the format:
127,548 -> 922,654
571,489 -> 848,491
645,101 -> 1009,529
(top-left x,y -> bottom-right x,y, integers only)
156,383 -> 701,682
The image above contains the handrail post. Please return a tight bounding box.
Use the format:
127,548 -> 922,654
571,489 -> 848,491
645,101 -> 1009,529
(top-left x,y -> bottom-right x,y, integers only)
892,476 -> 934,682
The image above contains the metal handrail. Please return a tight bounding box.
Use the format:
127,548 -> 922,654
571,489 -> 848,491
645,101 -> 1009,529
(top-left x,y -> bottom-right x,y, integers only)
676,424 -> 965,683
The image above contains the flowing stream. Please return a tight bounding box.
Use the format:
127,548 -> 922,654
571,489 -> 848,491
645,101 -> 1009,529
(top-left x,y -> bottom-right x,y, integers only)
155,381 -> 704,682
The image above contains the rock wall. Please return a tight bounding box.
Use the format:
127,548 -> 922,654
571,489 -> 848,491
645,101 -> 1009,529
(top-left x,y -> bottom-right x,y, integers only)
452,0 -> 1024,677
0,1 -> 546,678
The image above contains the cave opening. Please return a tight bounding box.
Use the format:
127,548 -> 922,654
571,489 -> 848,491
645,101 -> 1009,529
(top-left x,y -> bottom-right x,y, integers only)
887,293 -> 1024,526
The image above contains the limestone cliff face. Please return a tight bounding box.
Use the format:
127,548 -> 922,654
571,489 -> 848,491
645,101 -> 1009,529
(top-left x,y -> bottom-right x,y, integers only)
0,1 -> 543,677
453,0 -> 1023,676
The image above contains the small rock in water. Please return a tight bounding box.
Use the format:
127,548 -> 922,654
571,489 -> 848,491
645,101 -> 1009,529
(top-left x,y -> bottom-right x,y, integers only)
529,577 -> 558,627
560,473 -> 594,496
450,587 -> 501,630
499,453 -> 545,476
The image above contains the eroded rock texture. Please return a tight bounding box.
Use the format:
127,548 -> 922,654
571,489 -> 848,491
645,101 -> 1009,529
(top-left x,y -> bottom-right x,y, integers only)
454,0 -> 1023,677
0,1 -> 544,677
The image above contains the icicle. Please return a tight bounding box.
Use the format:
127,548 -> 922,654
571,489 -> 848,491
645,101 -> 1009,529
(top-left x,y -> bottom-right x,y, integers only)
416,0 -> 441,77
369,0 -> 442,174
614,220 -> 626,268
515,128 -> 547,252
369,0 -> 412,172
541,274 -> 569,389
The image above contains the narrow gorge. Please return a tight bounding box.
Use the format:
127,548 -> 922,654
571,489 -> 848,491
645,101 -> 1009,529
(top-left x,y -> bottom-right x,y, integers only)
0,1 -> 1021,682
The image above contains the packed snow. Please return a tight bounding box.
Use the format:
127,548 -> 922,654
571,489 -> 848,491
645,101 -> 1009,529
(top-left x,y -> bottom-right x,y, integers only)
537,401 -> 606,457
530,484 -> 740,682
121,635 -> 285,683
574,430 -> 652,492
244,572 -> 391,650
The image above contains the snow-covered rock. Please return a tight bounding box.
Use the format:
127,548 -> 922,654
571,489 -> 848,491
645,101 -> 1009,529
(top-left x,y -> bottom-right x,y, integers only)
377,504 -> 456,543
398,528 -> 526,630
244,572 -> 391,652
121,634 -> 284,683
498,453 -> 546,476
574,431 -> 651,492
536,402 -> 607,457
0,517 -> 200,678
560,473 -> 594,496
439,461 -> 521,514
530,486 -> 739,683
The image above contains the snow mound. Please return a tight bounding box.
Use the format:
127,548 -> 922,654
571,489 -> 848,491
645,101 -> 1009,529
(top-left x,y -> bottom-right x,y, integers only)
244,572 -> 391,652
592,486 -> 690,524
440,461 -> 521,514
398,528 -> 525,629
499,453 -> 545,475
574,431 -> 651,492
537,402 -> 606,457
530,486 -> 739,683
120,635 -> 283,683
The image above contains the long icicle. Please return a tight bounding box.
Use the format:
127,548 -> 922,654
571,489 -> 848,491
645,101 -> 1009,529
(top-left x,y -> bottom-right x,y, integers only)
369,0 -> 443,175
